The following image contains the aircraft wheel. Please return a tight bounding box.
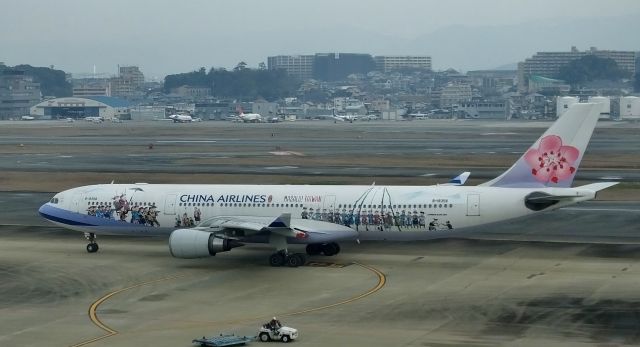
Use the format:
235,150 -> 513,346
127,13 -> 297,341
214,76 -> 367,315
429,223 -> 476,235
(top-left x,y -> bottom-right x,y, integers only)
86,243 -> 99,253
305,244 -> 322,256
286,253 -> 305,267
259,332 -> 271,342
296,253 -> 307,265
269,252 -> 285,267
322,242 -> 339,256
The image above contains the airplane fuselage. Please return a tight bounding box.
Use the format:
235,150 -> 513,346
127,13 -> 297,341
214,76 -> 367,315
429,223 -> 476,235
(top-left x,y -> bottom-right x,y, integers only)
39,183 -> 593,240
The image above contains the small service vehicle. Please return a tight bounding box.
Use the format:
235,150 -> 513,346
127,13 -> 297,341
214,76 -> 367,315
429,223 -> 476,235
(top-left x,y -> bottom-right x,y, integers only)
258,324 -> 298,343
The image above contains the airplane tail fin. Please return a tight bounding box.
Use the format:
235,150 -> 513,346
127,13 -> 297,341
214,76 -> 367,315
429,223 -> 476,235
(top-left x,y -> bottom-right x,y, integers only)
482,103 -> 601,188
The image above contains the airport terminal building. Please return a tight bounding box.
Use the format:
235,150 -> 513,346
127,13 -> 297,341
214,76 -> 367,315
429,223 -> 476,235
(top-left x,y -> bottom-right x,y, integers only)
30,96 -> 130,120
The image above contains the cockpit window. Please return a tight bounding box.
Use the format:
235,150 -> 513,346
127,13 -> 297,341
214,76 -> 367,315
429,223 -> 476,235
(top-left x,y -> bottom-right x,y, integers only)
50,197 -> 59,204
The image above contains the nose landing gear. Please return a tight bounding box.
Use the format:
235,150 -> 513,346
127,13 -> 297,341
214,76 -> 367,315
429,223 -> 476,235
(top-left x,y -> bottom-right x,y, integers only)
84,232 -> 99,253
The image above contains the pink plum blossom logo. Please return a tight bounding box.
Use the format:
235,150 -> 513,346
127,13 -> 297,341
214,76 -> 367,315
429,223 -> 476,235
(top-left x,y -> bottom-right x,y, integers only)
524,135 -> 579,184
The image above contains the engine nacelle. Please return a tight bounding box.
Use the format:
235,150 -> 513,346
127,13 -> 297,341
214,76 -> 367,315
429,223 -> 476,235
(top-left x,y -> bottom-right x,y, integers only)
169,229 -> 243,259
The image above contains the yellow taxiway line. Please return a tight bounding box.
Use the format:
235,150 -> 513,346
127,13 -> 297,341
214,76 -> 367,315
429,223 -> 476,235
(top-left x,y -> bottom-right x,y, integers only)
71,262 -> 386,346
69,274 -> 186,347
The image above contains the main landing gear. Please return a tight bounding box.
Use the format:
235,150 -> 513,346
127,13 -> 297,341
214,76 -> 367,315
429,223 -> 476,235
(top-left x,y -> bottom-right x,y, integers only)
84,232 -> 99,253
267,242 -> 341,267
269,251 -> 307,267
305,242 -> 341,256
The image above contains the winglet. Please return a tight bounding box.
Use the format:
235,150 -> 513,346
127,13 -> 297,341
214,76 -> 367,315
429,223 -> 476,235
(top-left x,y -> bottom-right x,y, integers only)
268,213 -> 291,229
447,171 -> 470,185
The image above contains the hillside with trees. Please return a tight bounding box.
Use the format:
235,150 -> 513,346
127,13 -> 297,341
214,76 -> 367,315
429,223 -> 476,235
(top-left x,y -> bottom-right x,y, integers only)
558,55 -> 631,86
164,63 -> 301,101
0,64 -> 72,97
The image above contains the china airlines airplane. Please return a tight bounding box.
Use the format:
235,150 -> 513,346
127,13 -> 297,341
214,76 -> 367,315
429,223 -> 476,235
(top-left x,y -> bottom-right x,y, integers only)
39,103 -> 616,267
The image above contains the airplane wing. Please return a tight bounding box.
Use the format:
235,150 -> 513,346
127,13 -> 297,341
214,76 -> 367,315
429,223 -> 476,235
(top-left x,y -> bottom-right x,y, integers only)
193,213 -> 358,243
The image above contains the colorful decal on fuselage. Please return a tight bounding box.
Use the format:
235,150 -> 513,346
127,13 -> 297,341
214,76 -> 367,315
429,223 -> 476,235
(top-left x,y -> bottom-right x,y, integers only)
85,192 -> 161,227
80,188 -> 457,232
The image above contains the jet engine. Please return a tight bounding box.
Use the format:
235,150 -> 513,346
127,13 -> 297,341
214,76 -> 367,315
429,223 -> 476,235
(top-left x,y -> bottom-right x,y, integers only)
169,229 -> 243,259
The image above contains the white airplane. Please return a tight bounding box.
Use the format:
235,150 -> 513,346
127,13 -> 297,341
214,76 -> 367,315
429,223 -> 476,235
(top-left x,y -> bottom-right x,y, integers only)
331,109 -> 358,123
39,104 -> 617,267
21,115 -> 35,121
169,114 -> 200,123
236,110 -> 263,123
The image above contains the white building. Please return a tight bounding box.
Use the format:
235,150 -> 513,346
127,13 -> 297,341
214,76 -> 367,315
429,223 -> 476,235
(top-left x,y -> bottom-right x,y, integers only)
556,96 -> 579,118
620,96 -> 640,120
437,83 -> 472,107
373,56 -> 432,72
30,96 -> 130,120
587,96 -> 611,119
459,101 -> 509,120
267,55 -> 314,80
130,105 -> 166,121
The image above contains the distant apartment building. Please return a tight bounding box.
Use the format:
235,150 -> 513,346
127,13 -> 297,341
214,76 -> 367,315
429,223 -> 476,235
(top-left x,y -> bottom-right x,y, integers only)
313,53 -> 376,81
466,70 -> 517,92
268,53 -> 385,81
267,55 -> 314,80
518,46 -> 636,92
434,83 -> 472,107
110,66 -> 144,99
0,69 -> 41,119
171,85 -> 211,99
373,56 -> 432,72
72,78 -> 111,97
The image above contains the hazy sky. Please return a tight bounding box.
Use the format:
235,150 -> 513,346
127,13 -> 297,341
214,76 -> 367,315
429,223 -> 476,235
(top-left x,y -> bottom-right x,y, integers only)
2,0 -> 639,78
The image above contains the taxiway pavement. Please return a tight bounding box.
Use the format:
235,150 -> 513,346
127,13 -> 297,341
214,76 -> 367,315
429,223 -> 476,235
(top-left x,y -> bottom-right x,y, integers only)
1,193 -> 639,346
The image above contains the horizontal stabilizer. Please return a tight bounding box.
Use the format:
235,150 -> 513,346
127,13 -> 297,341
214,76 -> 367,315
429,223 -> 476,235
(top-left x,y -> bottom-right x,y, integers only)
577,182 -> 619,192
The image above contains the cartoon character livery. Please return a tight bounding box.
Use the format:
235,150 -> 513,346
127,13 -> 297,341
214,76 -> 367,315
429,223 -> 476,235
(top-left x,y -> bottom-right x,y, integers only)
39,103 -> 617,266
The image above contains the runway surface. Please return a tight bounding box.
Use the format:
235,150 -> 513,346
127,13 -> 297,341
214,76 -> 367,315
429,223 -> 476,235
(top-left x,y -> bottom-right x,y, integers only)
0,120 -> 638,182
1,191 -> 639,346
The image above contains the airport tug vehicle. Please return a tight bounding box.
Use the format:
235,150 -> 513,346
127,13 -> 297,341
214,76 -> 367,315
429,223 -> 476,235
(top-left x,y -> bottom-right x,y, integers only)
258,322 -> 298,343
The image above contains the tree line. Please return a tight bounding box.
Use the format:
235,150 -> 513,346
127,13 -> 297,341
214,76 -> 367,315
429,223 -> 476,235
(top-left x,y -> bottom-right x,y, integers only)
164,64 -> 301,101
557,55 -> 631,86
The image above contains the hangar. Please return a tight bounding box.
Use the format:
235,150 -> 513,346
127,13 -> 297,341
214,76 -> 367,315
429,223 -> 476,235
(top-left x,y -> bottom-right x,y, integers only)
30,96 -> 130,120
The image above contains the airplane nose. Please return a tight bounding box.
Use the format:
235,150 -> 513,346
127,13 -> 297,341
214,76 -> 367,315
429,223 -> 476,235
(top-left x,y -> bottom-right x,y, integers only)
38,203 -> 56,221
38,203 -> 47,214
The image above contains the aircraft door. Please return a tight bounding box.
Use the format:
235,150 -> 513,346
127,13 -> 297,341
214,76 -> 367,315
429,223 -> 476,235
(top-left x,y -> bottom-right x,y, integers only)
72,192 -> 83,213
467,194 -> 480,216
164,194 -> 177,215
